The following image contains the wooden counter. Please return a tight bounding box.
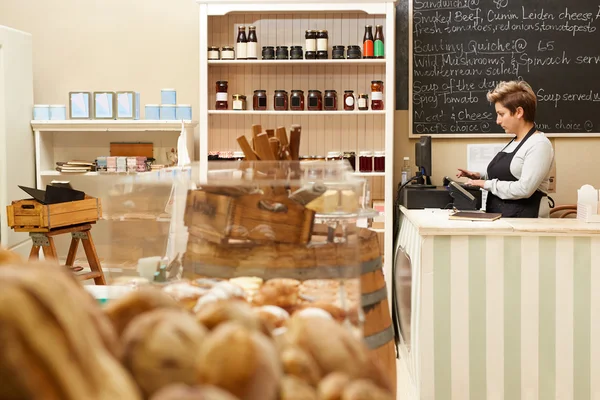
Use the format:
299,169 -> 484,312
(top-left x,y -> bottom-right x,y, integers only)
395,207 -> 600,400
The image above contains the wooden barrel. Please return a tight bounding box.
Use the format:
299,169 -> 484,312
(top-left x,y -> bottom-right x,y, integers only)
359,229 -> 397,397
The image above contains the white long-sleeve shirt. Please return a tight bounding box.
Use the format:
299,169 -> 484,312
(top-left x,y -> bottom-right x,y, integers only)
481,132 -> 554,200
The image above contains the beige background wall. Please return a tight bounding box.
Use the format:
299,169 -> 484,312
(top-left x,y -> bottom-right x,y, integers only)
1,0 -> 597,205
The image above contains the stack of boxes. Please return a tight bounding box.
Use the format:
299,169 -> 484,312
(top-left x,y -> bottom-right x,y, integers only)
145,89 -> 192,120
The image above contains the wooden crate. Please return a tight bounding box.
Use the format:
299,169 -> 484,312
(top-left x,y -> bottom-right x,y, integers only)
6,197 -> 102,232
184,189 -> 314,245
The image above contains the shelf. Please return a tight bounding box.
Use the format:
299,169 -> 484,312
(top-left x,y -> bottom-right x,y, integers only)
351,172 -> 386,177
31,120 -> 198,132
208,110 -> 385,116
209,59 -> 386,66
40,171 -> 162,177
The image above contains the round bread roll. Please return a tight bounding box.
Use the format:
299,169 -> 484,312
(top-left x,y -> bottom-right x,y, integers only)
280,375 -> 318,400
104,287 -> 181,336
163,281 -> 210,310
317,372 -> 351,400
150,384 -> 240,400
122,308 -> 207,397
193,281 -> 247,312
254,305 -> 290,329
280,345 -> 321,386
252,278 -> 300,309
199,322 -> 281,400
196,300 -> 265,333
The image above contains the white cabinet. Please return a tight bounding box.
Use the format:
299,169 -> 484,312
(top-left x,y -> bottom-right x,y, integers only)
196,0 -> 396,299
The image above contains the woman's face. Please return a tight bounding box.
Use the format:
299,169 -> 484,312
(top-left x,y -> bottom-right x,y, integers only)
495,102 -> 522,134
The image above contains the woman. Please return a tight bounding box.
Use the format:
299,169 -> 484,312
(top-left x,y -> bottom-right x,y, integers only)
457,80 -> 554,218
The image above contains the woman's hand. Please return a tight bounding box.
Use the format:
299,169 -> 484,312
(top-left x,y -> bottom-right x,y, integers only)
457,168 -> 481,180
465,179 -> 485,188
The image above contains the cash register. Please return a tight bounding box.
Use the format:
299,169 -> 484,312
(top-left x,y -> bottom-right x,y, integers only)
398,136 -> 482,210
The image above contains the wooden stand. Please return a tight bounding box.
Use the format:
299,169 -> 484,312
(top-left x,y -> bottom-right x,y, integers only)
28,223 -> 106,285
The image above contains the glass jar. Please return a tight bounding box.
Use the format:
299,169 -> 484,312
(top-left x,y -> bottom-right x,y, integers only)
357,93 -> 369,110
208,46 -> 220,60
290,46 -> 303,60
343,151 -> 356,171
305,51 -> 316,60
274,90 -> 289,111
216,81 -> 228,110
276,46 -> 289,60
373,151 -> 385,172
371,80 -> 384,110
359,150 -> 373,172
324,90 -> 338,111
307,90 -> 323,111
232,94 -> 247,111
290,90 -> 305,111
221,46 -> 235,60
253,90 -> 267,110
316,50 -> 328,60
332,45 -> 345,59
343,90 -> 355,111
262,46 -> 275,60
305,30 -> 317,52
317,30 -> 328,52
347,45 -> 362,59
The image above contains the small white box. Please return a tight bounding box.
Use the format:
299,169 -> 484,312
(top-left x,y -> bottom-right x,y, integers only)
33,105 -> 50,120
93,91 -> 116,119
176,104 -> 192,120
160,104 -> 176,120
69,92 -> 92,119
49,105 -> 67,120
161,88 -> 176,105
116,91 -> 140,119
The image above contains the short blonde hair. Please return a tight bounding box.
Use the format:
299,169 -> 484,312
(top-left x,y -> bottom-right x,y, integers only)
487,80 -> 536,123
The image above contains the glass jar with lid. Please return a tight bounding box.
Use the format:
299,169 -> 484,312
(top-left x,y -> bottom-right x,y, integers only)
232,94 -> 247,111
371,80 -> 384,110
276,46 -> 289,60
208,46 -> 220,60
324,90 -> 338,111
332,45 -> 345,59
305,30 -> 317,52
358,150 -> 374,172
305,51 -> 316,60
316,50 -> 328,60
347,45 -> 362,59
290,90 -> 305,111
274,90 -> 289,111
215,81 -> 228,110
317,30 -> 328,52
357,93 -> 369,111
307,90 -> 323,111
343,90 -> 355,111
221,46 -> 235,60
373,151 -> 385,172
253,90 -> 267,110
290,46 -> 303,60
262,46 -> 275,60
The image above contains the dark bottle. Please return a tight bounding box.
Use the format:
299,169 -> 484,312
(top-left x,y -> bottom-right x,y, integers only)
374,25 -> 384,58
247,26 -> 258,59
236,26 -> 247,60
363,25 -> 374,59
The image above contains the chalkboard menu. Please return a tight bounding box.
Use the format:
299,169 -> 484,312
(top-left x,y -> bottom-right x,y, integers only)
410,0 -> 600,135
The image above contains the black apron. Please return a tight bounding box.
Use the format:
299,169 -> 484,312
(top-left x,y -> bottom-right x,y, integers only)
486,126 -> 544,218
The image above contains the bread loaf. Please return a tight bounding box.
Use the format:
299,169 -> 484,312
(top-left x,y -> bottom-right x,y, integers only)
280,346 -> 321,386
195,299 -> 265,333
122,309 -> 207,397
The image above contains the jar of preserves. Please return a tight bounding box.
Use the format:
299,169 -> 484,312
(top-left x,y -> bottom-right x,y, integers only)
221,46 -> 235,60
332,45 -> 345,59
262,46 -> 275,60
343,151 -> 356,171
274,90 -> 289,111
290,46 -> 303,60
347,45 -> 362,59
216,81 -> 228,110
316,50 -> 328,60
324,90 -> 338,111
290,90 -> 305,111
317,30 -> 328,52
373,151 -> 385,172
253,90 -> 267,110
305,51 -> 316,60
357,93 -> 369,110
343,90 -> 355,111
359,150 -> 373,172
208,46 -> 220,60
307,90 -> 322,111
305,30 -> 317,52
232,94 -> 247,111
371,80 -> 384,110
276,46 -> 289,60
